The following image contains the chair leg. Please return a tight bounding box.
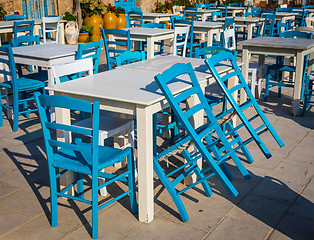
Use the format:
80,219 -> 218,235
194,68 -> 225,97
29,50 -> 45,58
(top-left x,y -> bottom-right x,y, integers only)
50,167 -> 58,227
98,134 -> 108,197
0,91 -> 3,127
221,163 -> 233,181
264,72 -> 271,101
76,173 -> 85,199
92,171 -> 99,239
12,92 -> 19,132
127,149 -> 138,214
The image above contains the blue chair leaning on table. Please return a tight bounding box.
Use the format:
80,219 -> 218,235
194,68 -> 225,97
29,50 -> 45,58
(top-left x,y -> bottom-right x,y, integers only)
4,14 -> 26,21
34,92 -> 138,239
0,45 -> 46,132
153,62 -> 252,222
204,50 -> 285,159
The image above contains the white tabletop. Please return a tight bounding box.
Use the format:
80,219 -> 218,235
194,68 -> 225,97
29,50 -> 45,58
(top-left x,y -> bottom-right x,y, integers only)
124,27 -> 174,36
193,21 -> 224,28
219,17 -> 264,23
12,44 -> 77,60
142,13 -> 176,17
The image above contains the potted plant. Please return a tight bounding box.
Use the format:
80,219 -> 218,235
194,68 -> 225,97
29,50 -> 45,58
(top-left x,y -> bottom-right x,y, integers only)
154,0 -> 174,14
0,3 -> 7,21
63,11 -> 79,45
78,25 -> 94,43
116,6 -> 127,29
103,3 -> 118,30
81,0 -> 105,41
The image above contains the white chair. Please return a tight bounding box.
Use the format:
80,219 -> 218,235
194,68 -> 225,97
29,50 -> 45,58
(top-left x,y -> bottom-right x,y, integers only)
172,26 -> 190,57
42,16 -> 61,44
51,58 -> 135,196
172,6 -> 184,16
223,28 -> 263,98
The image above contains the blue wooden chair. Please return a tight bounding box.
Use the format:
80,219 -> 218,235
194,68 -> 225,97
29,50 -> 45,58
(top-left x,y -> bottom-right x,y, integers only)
116,50 -> 145,66
154,62 -> 251,222
207,3 -> 217,9
0,45 -> 46,132
173,19 -> 204,57
75,39 -> 103,75
141,22 -> 166,56
229,3 -> 242,7
101,28 -> 132,70
205,50 -> 285,158
302,71 -> 314,116
213,17 -> 234,46
34,92 -> 138,239
218,5 -> 228,17
4,14 -> 26,21
183,7 -> 198,21
207,11 -> 222,22
294,10 -> 309,27
127,10 -> 143,27
250,7 -> 261,17
13,20 -> 35,38
195,4 -> 210,9
261,12 -> 276,37
264,30 -> 313,101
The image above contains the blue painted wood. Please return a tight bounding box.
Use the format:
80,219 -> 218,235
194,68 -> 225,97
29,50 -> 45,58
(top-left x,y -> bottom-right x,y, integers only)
101,28 -> 132,70
0,45 -> 45,131
76,40 -> 103,74
205,50 -> 285,159
13,20 -> 35,38
127,10 -> 143,28
183,7 -> 198,21
302,71 -> 314,116
141,22 -> 166,56
116,50 -> 145,66
34,92 -> 138,239
115,0 -> 136,13
4,14 -> 26,21
22,0 -> 54,19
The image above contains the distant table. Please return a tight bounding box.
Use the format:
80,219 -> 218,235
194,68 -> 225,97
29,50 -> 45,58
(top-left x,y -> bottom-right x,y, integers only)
115,28 -> 174,59
217,17 -> 264,39
176,21 -> 223,46
293,8 -> 314,18
47,55 -> 237,224
217,6 -> 246,17
182,9 -> 217,21
129,13 -> 176,23
0,19 -> 66,45
239,36 -> 314,116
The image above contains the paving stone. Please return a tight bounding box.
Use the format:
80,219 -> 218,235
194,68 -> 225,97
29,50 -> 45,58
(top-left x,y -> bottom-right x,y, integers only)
287,195 -> 314,222
204,216 -> 271,240
268,215 -> 314,240
0,208 -> 29,236
0,180 -> 19,199
123,217 -> 208,240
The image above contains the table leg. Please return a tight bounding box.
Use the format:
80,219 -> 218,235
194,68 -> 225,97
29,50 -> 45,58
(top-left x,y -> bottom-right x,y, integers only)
136,106 -> 154,223
247,23 -> 253,40
292,51 -> 304,116
207,30 -> 213,47
146,37 -> 155,59
240,47 -> 250,104
59,22 -> 65,44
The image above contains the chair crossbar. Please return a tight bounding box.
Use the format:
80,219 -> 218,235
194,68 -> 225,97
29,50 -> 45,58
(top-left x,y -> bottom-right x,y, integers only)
99,190 -> 131,211
171,164 -> 199,187
19,108 -> 37,115
45,122 -> 92,136
56,192 -> 92,204
221,71 -> 238,82
175,88 -> 198,104
107,40 -> 128,46
239,100 -> 254,111
0,69 -> 12,76
98,171 -> 130,190
255,123 -> 268,134
165,154 -> 201,179
55,169 -> 67,179
60,181 -> 77,195
49,139 -> 92,152
184,102 -> 207,120
0,104 -> 13,110
229,83 -> 245,94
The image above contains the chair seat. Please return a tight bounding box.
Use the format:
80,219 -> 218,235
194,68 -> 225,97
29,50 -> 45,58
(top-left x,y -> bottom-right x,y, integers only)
74,116 -> 133,139
269,64 -> 295,72
0,77 -> 46,90
24,70 -> 48,81
53,143 -> 130,175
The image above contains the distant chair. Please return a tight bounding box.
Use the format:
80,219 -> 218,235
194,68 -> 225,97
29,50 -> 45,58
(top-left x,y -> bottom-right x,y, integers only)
116,50 -> 145,66
101,28 -> 132,70
207,11 -> 222,22
141,22 -> 166,56
183,7 -> 198,20
0,45 -> 46,132
229,3 -> 242,7
218,5 -> 228,17
34,91 -> 138,239
4,14 -> 26,21
42,16 -> 61,44
262,12 -> 276,37
13,20 -> 34,38
172,26 -> 190,57
302,70 -> 314,116
127,10 -> 143,27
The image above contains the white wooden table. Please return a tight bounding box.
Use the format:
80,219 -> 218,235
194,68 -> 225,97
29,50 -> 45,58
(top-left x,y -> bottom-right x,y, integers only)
129,13 -> 176,23
46,55 -> 237,224
217,17 -> 264,39
293,8 -> 314,18
113,28 -> 174,59
176,21 -> 223,46
239,36 -> 314,116
182,9 -> 217,21
0,19 -> 65,45
217,6 -> 246,17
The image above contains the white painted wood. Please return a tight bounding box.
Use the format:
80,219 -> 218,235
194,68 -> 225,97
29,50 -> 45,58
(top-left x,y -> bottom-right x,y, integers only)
172,26 -> 190,57
42,16 -> 61,44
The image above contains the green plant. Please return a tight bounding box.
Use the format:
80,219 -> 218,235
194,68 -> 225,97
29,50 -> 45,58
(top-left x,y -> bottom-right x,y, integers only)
0,3 -> 7,21
81,25 -> 94,42
154,0 -> 174,13
104,3 -> 118,16
116,6 -> 125,17
62,11 -> 78,22
81,0 -> 105,18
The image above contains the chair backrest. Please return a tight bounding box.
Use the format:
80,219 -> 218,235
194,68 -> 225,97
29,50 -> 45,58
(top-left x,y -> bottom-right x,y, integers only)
223,17 -> 235,30
34,92 -> 100,174
298,10 -> 309,27
142,22 -> 166,29
218,5 -> 228,17
154,62 -> 239,197
173,26 -> 190,57
279,30 -> 313,39
75,39 -> 103,74
304,5 -> 314,9
229,3 -> 242,7
42,16 -> 61,44
51,58 -> 93,85
276,7 -> 292,12
195,46 -> 237,59
210,11 -> 223,21
184,7 -> 198,21
11,35 -> 40,47
0,45 -> 18,86
116,50 -> 145,66
223,28 -> 236,51
170,15 -> 184,28
262,13 -> 276,36
250,7 -> 261,17
101,28 -> 132,70
127,10 -> 143,27
196,4 -> 210,9
13,20 -> 35,38
4,14 -> 26,21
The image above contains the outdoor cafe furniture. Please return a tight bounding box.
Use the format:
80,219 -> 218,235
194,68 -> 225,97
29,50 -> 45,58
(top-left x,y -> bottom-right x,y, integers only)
46,54 -> 242,223
34,92 -> 138,239
217,5 -> 246,17
239,36 -> 314,116
182,8 -> 217,21
42,16 -> 61,44
129,12 -> 176,24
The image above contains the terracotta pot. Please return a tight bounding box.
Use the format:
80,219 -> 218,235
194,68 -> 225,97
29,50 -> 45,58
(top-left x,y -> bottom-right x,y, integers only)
83,14 -> 103,42
78,32 -> 89,43
103,12 -> 118,29
117,14 -> 127,29
65,21 -> 79,45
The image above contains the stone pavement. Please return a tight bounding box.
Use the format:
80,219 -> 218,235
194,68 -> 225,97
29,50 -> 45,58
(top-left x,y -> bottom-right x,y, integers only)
0,50 -> 313,240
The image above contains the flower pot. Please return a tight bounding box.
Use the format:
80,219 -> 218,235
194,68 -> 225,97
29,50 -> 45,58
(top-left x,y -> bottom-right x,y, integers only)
78,32 -> 89,43
65,21 -> 79,45
83,14 -> 103,42
117,14 -> 127,29
103,12 -> 118,30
